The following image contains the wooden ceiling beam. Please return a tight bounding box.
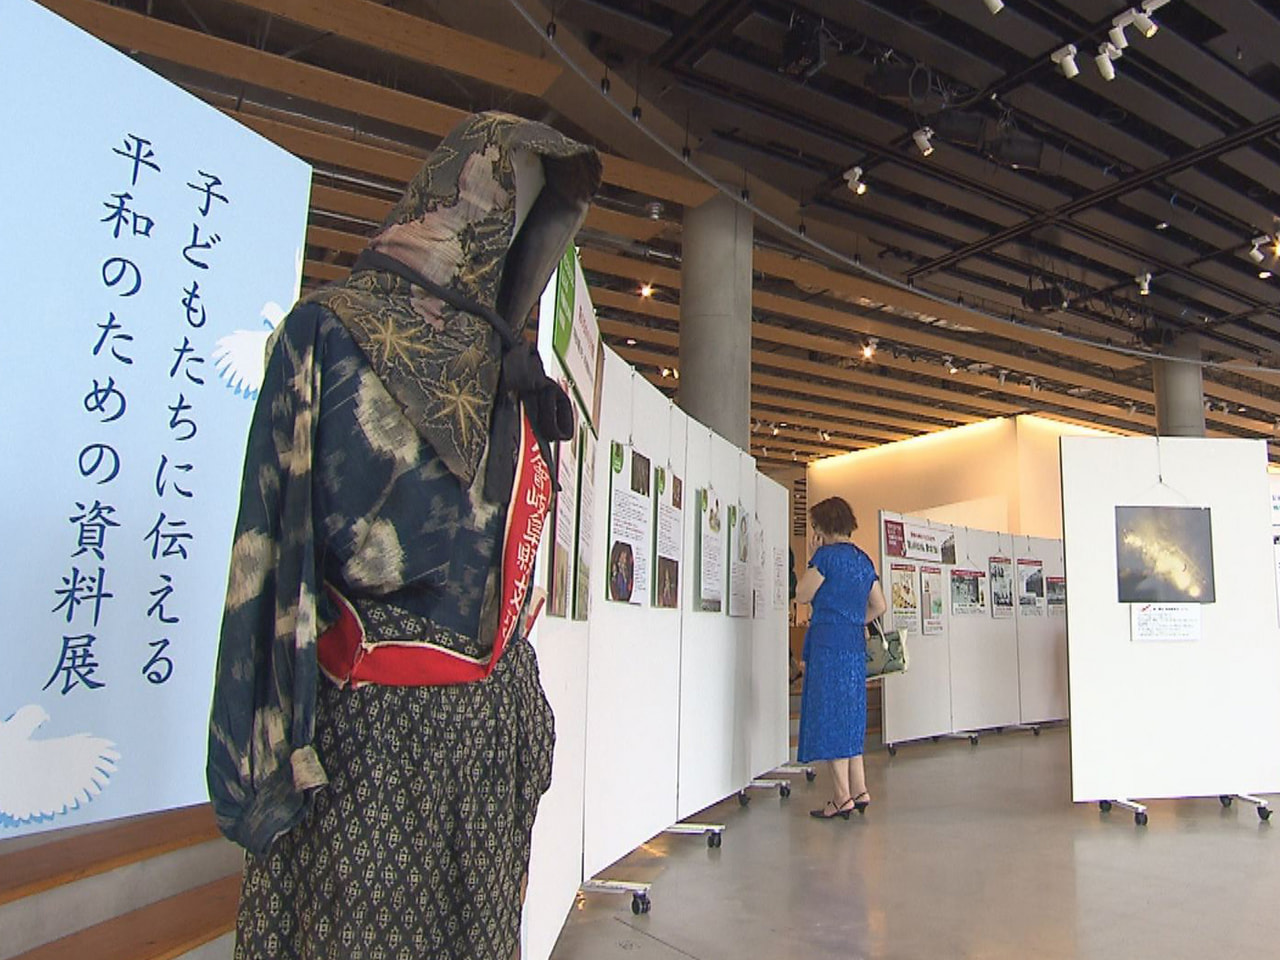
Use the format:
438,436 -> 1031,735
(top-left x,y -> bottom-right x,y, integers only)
229,0 -> 562,96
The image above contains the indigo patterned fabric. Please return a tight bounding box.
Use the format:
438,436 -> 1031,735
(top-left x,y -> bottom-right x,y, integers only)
797,543 -> 879,762
207,111 -> 599,960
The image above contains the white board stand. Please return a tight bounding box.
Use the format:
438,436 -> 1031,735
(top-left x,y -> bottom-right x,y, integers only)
663,822 -> 725,847
579,879 -> 652,916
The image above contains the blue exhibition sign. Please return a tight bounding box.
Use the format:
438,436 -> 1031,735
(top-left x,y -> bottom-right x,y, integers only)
0,0 -> 312,836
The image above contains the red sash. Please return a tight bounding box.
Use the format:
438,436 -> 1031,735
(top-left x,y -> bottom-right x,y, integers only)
317,412 -> 553,687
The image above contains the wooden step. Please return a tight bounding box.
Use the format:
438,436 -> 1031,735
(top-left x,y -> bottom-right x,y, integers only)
11,875 -> 239,960
0,805 -> 221,907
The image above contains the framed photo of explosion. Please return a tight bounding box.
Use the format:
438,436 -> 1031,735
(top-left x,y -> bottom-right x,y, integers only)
1114,506 -> 1215,604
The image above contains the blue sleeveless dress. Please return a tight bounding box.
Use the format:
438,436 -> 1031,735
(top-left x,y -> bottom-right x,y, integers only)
796,543 -> 879,762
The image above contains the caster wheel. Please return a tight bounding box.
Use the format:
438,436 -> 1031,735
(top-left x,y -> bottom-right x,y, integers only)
707,832 -> 722,848
1135,812 -> 1148,826
887,744 -> 898,757
805,770 -> 816,782
1260,808 -> 1272,822
1033,727 -> 1041,737
931,736 -> 940,743
738,791 -> 750,807
1099,800 -> 1112,813
1220,795 -> 1233,808
780,784 -> 792,799
631,894 -> 651,915
969,735 -> 979,746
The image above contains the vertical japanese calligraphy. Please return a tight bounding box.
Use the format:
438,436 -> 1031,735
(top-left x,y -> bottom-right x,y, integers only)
0,0 -> 310,836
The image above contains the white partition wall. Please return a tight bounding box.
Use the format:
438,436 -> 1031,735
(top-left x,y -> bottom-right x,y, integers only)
749,475 -> 791,777
947,528 -> 1021,733
879,512 -> 955,744
676,430 -> 750,819
1061,437 -> 1280,802
581,352 -> 683,878
1016,536 -> 1069,724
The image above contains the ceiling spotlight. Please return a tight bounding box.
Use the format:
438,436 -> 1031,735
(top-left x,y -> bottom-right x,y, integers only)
625,337 -> 637,346
983,0 -> 1004,13
673,367 -> 680,379
1248,238 -> 1267,263
862,337 -> 878,359
1136,272 -> 1152,295
1096,42 -> 1122,81
645,201 -> 664,221
912,126 -> 935,157
771,424 -> 780,437
1261,270 -> 1273,279
660,367 -> 671,378
1108,22 -> 1130,51
639,283 -> 654,298
1051,44 -> 1080,78
779,14 -> 826,79
1155,220 -> 1169,230
843,165 -> 868,195
1132,10 -> 1158,37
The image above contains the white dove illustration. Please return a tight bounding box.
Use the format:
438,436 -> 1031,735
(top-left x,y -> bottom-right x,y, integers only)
211,300 -> 286,400
0,704 -> 120,827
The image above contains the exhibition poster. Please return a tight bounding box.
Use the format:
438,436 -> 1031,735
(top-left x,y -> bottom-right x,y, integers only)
547,415 -> 579,618
550,244 -> 603,428
1017,557 -> 1045,616
989,556 -> 1014,619
950,568 -> 987,616
0,0 -> 312,837
606,442 -> 651,607
1046,576 -> 1067,615
694,488 -> 724,612
652,465 -> 683,609
750,515 -> 768,618
920,565 -> 944,635
1130,603 -> 1201,642
889,562 -> 919,633
884,518 -> 954,563
773,546 -> 787,610
727,504 -> 752,618
572,425 -> 595,621
1114,505 -> 1215,603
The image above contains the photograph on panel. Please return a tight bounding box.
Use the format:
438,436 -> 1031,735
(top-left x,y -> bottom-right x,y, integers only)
1114,505 -> 1215,603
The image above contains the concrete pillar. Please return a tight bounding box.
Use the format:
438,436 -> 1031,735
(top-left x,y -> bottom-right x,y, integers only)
1152,335 -> 1205,437
677,194 -> 753,450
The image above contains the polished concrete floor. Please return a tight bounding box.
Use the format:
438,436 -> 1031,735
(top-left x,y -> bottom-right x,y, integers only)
550,728 -> 1280,960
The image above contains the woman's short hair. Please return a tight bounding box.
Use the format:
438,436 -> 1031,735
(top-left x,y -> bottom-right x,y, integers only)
810,496 -> 857,537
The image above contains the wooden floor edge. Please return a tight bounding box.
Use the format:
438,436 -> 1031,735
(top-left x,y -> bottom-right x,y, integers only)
0,804 -> 222,907
12,875 -> 240,960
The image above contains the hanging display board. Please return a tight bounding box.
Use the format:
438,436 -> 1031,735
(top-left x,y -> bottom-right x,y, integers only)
573,426 -> 596,621
1017,557 -> 1045,616
550,244 -> 603,428
889,562 -> 920,633
947,528 -> 1021,734
727,504 -> 752,618
605,442 -> 652,606
653,465 -> 683,608
1016,537 -> 1069,725
0,0 -> 311,837
694,487 -> 724,612
989,556 -> 1014,619
547,410 -> 579,618
1061,436 -> 1280,802
750,515 -> 768,617
920,566 -> 945,634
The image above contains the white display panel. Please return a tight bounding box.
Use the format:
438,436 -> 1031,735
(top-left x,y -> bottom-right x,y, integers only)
0,0 -> 310,836
879,511 -> 955,744
1016,537 -> 1069,724
676,429 -> 751,819
947,528 -> 1021,733
581,352 -> 681,878
1061,437 -> 1280,801
749,475 -> 791,778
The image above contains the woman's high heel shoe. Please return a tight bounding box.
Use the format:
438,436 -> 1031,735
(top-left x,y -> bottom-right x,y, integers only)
852,791 -> 870,814
809,797 -> 855,820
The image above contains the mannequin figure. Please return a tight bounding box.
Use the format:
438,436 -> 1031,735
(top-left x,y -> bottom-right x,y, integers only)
208,113 -> 601,960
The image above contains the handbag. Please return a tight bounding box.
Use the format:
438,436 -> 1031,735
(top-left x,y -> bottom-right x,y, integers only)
866,618 -> 909,677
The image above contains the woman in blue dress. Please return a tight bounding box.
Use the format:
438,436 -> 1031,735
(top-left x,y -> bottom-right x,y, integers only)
796,497 -> 888,820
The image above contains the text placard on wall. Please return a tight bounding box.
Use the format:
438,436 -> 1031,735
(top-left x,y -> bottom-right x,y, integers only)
0,0 -> 311,835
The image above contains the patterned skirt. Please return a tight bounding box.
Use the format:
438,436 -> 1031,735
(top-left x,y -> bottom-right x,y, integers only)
796,629 -> 867,763
233,638 -> 555,960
